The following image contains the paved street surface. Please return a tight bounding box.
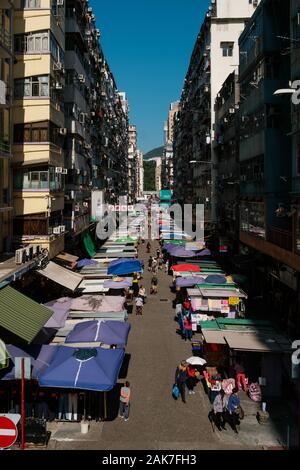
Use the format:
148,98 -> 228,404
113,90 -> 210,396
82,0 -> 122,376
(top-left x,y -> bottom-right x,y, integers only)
48,241 -> 295,451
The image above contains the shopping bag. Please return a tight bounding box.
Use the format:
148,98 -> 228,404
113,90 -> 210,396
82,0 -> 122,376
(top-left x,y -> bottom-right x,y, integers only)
172,384 -> 180,399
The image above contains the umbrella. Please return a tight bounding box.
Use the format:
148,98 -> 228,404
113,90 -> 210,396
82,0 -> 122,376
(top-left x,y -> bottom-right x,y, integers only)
1,345 -> 57,380
171,264 -> 201,273
176,276 -> 205,288
168,246 -> 197,258
108,258 -> 143,275
197,249 -> 211,257
77,259 -> 98,268
205,274 -> 227,284
38,347 -> 125,392
186,356 -> 207,366
231,274 -> 248,285
65,320 -> 131,347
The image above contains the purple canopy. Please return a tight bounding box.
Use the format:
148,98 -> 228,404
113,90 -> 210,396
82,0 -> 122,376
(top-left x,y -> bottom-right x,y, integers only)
65,320 -> 131,347
197,249 -> 211,257
43,297 -> 72,329
168,246 -> 196,258
0,345 -> 57,380
77,258 -> 98,268
103,279 -> 133,289
176,276 -> 205,288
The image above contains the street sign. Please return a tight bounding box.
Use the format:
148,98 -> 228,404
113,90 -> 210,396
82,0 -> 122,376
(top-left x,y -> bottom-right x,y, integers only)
0,414 -> 21,426
0,416 -> 18,449
15,357 -> 31,380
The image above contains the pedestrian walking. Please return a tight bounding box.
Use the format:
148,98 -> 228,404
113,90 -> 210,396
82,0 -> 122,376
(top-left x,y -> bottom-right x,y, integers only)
156,248 -> 161,258
146,241 -> 151,253
158,256 -> 163,271
148,256 -> 153,272
152,258 -> 158,274
138,285 -> 146,304
184,316 -> 193,341
174,361 -> 188,403
132,273 -> 139,297
135,295 -> 144,315
226,388 -> 241,434
150,274 -> 158,295
213,390 -> 227,431
186,364 -> 200,395
119,381 -> 131,421
165,259 -> 169,274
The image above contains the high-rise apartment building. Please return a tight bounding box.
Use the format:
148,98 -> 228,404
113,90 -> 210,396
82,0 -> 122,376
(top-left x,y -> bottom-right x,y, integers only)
0,1 -> 13,255
12,0 -> 66,259
174,0 -> 260,229
162,101 -> 179,190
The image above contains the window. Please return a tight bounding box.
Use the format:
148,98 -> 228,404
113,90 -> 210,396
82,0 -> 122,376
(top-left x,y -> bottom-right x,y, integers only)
22,0 -> 41,8
14,121 -> 63,145
240,202 -> 265,238
221,42 -> 234,57
14,31 -> 64,63
14,75 -> 50,99
13,167 -> 63,191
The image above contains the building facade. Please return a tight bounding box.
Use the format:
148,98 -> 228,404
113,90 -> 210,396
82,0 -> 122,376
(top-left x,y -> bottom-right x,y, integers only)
214,71 -> 240,249
0,0 -> 13,255
8,0 -> 128,259
12,0 -> 66,259
162,101 -> 179,190
173,0 -> 259,230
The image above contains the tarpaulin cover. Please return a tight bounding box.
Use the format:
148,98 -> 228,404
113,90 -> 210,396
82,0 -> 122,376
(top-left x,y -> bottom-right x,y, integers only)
1,345 -> 57,380
44,297 -> 72,329
38,347 -> 125,391
77,259 -> 98,269
205,275 -> 227,284
103,278 -> 133,289
171,264 -> 201,273
71,295 -> 125,312
108,258 -> 143,275
176,276 -> 205,288
83,232 -> 96,257
197,249 -> 212,257
65,320 -> 131,347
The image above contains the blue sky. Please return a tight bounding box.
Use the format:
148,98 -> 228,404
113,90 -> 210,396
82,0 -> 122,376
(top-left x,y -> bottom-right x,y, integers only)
90,0 -> 210,153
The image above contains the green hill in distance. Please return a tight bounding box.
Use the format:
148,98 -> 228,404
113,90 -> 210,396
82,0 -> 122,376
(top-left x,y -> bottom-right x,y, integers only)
143,146 -> 164,160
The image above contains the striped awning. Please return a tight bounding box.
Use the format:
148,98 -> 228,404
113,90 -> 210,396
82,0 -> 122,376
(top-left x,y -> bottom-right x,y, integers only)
0,286 -> 52,344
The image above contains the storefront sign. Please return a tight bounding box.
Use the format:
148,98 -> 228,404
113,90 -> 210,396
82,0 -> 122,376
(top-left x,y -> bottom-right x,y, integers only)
229,297 -> 239,306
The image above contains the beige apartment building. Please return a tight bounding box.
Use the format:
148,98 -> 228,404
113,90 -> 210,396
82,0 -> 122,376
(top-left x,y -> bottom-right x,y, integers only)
12,0 -> 66,258
0,1 -> 13,255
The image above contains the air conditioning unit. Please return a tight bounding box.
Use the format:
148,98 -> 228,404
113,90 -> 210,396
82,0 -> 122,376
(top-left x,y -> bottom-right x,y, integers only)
59,128 -> 67,135
60,225 -> 66,234
79,113 -> 85,124
25,245 -> 34,260
78,74 -> 85,83
83,202 -> 89,207
57,0 -> 64,5
53,61 -> 63,71
62,169 -> 68,175
55,82 -> 63,90
75,204 -> 80,212
83,170 -> 88,176
229,108 -> 235,114
96,29 -> 101,37
53,227 -> 61,235
87,7 -> 92,12
48,227 -> 53,235
32,245 -> 41,256
15,248 -> 26,265
253,0 -> 258,5
84,143 -> 92,149
56,167 -> 63,174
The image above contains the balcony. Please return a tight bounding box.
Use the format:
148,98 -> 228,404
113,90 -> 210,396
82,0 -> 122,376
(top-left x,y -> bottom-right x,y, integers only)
0,29 -> 12,55
0,139 -> 11,157
267,226 -> 293,252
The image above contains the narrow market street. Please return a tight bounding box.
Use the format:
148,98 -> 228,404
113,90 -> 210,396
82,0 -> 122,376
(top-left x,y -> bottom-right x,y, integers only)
48,241 -> 267,451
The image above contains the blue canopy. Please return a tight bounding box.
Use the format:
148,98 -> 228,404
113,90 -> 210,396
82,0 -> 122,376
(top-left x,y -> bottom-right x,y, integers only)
176,276 -> 205,288
205,274 -> 227,284
39,347 -> 125,392
0,345 -> 57,381
108,258 -> 143,275
65,320 -> 131,347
